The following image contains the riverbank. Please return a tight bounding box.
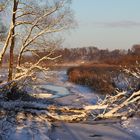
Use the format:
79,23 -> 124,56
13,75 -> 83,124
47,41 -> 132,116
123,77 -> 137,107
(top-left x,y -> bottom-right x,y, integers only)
67,64 -> 139,94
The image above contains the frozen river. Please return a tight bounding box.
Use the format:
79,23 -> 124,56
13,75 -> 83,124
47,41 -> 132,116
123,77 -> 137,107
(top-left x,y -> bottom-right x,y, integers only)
34,70 -> 99,104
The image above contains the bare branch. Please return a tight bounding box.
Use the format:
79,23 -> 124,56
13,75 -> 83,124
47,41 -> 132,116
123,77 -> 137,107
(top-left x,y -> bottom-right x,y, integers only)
15,21 -> 33,26
16,12 -> 36,19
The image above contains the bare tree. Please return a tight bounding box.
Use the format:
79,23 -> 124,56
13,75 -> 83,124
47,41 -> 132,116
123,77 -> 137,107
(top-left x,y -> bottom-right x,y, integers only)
0,0 -> 74,81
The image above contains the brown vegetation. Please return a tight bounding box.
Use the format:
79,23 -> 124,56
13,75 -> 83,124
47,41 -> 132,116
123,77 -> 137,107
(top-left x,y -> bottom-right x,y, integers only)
67,52 -> 140,94
67,65 -> 121,94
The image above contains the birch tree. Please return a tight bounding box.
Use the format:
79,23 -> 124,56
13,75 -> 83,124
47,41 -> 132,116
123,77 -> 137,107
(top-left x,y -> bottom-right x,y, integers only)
0,0 -> 74,81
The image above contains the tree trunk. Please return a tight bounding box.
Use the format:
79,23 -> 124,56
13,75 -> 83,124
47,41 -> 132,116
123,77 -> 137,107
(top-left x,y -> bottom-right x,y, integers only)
0,26 -> 11,67
8,0 -> 18,81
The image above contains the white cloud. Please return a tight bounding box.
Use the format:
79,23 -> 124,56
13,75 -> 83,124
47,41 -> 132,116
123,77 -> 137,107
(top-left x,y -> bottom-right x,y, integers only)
93,21 -> 140,28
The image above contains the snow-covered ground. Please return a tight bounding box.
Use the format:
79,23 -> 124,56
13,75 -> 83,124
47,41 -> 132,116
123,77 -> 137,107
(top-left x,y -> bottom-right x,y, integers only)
0,69 -> 140,140
0,112 -> 51,140
0,69 -> 99,140
122,117 -> 140,138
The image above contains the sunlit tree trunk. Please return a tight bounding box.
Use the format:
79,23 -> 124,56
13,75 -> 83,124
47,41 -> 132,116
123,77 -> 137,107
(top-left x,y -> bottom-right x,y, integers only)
8,0 -> 18,81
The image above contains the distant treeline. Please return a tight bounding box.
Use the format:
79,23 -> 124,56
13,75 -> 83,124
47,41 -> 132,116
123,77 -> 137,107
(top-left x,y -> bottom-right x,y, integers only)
36,44 -> 140,65
3,44 -> 140,66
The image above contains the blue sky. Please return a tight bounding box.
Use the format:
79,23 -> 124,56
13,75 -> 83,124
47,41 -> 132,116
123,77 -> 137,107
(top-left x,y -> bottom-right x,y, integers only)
64,0 -> 140,50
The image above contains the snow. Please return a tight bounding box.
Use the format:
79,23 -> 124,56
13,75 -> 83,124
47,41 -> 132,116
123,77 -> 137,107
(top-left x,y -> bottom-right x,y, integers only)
0,113 -> 51,140
122,117 -> 140,138
0,69 -> 139,139
0,69 -> 100,139
113,73 -> 138,91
